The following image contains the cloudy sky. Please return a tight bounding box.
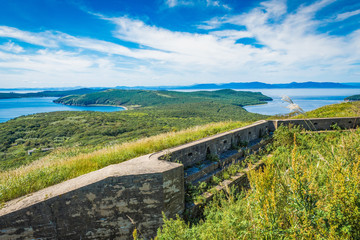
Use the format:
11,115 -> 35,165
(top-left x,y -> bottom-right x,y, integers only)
0,0 -> 359,88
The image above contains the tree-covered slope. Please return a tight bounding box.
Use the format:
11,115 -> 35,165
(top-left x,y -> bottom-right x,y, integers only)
54,89 -> 272,107
345,94 -> 360,101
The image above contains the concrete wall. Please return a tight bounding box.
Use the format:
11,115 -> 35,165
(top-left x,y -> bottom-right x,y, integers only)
157,120 -> 271,168
273,117 -> 360,131
1,117 -> 360,240
0,156 -> 184,240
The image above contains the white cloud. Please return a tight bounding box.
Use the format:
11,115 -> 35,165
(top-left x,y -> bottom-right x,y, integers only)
0,26 -> 174,62
335,9 -> 360,21
165,0 -> 193,8
165,0 -> 230,9
206,0 -> 231,10
0,26 -> 58,47
201,0 -> 352,67
197,18 -> 224,30
0,41 -> 24,53
209,30 -> 253,40
107,16 -> 273,72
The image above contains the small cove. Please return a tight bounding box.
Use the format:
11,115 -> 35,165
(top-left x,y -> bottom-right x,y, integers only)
0,97 -> 125,123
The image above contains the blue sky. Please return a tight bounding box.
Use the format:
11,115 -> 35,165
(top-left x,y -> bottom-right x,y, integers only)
0,0 -> 359,87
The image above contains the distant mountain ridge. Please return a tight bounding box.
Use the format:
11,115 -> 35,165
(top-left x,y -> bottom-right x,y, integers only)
115,81 -> 357,90
0,88 -> 103,99
1,82 -> 358,93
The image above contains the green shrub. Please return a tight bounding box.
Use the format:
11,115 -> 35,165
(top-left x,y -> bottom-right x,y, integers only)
157,126 -> 360,239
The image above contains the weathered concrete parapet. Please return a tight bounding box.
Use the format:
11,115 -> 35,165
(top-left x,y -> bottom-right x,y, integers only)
273,117 -> 360,131
1,117 -> 360,239
0,155 -> 184,240
154,120 -> 272,168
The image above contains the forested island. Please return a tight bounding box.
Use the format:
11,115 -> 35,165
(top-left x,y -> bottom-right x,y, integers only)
53,89 -> 272,107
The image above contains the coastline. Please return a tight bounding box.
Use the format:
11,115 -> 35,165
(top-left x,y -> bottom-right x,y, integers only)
0,98 -> 128,123
86,104 -> 128,110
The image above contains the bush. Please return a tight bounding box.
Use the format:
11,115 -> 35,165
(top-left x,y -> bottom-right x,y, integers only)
157,126 -> 360,239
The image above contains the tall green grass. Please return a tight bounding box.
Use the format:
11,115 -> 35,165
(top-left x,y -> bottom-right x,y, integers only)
0,121 -> 250,204
157,125 -> 360,239
293,101 -> 360,118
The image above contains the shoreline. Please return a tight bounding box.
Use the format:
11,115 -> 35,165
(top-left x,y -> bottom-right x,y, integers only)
86,104 -> 128,110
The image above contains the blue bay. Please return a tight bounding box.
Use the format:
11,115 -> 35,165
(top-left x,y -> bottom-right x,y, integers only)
243,88 -> 360,115
0,97 -> 125,123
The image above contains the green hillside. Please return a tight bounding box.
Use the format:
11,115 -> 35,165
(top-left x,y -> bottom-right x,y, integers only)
54,89 -> 272,107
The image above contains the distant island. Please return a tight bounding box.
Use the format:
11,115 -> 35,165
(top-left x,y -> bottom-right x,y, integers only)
54,89 -> 272,108
114,81 -> 359,90
0,88 -> 103,99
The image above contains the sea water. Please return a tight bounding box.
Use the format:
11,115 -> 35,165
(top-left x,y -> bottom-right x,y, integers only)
243,88 -> 360,115
0,97 -> 125,123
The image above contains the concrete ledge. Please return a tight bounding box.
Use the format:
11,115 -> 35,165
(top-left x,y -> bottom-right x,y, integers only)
273,117 -> 360,130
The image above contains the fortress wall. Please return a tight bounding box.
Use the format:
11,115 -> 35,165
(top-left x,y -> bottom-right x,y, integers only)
1,117 -> 359,239
274,117 -> 360,130
159,120 -> 271,168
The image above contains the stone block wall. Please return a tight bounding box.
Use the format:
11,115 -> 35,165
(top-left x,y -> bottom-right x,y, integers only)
1,117 -> 360,239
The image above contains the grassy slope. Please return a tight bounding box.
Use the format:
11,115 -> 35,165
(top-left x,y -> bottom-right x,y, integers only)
0,121 -> 252,203
157,102 -> 360,239
293,101 -> 360,118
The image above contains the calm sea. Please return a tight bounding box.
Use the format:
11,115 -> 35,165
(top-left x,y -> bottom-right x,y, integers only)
243,88 -> 360,115
0,97 -> 125,123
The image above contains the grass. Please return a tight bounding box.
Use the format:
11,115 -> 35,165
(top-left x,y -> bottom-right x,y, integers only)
0,121 -> 251,204
294,101 -> 360,118
270,101 -> 360,120
157,125 -> 360,239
